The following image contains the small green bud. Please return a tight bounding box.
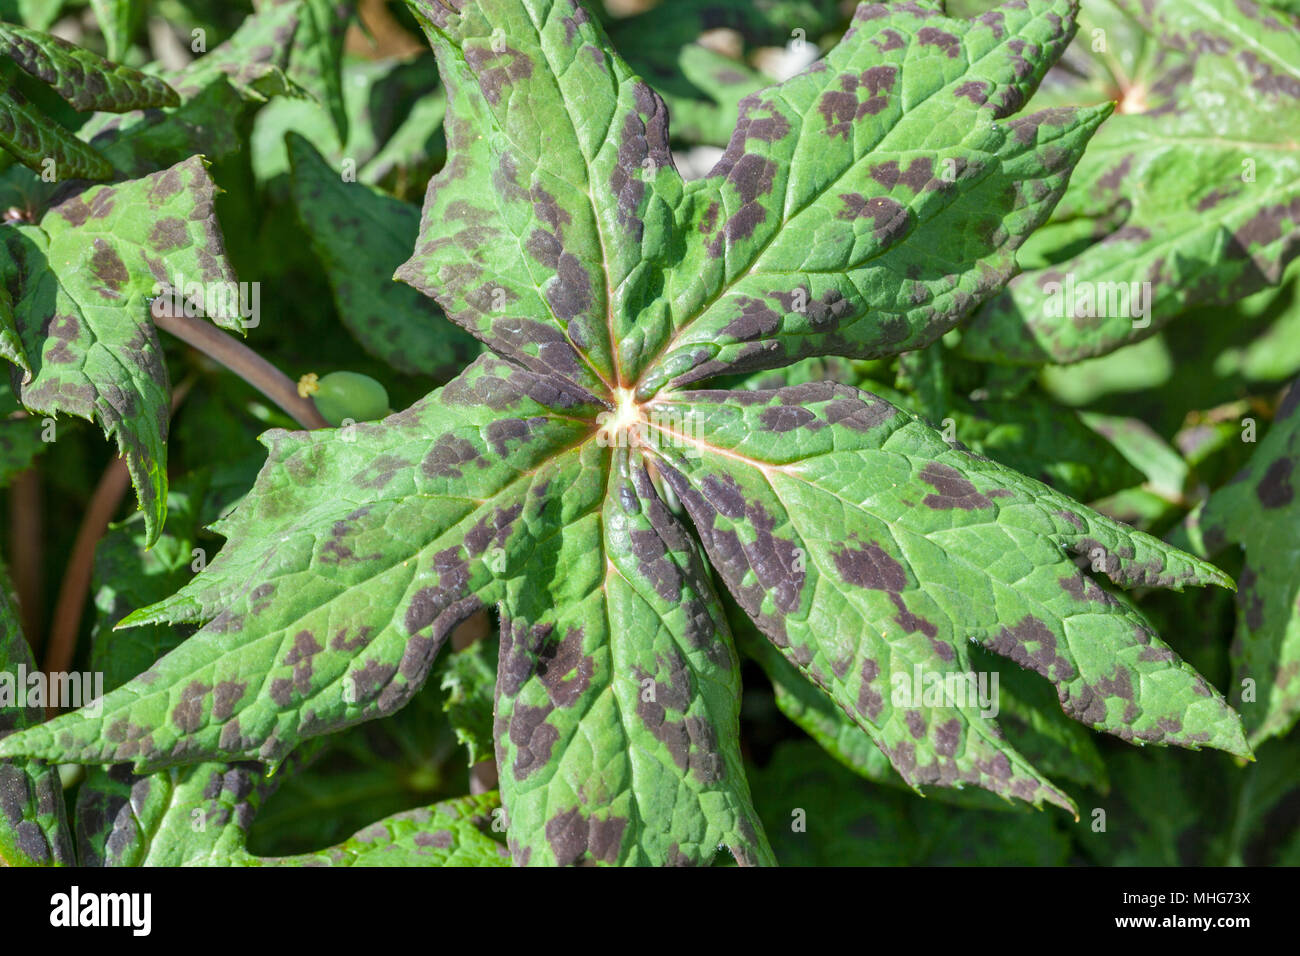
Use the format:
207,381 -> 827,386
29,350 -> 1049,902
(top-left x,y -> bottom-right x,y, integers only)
304,371 -> 390,426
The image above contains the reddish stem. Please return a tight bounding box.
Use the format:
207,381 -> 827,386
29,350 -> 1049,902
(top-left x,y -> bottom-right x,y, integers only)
151,300 -> 329,430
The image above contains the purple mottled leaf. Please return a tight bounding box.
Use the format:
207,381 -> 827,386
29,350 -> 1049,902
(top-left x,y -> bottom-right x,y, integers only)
3,157 -> 241,543
0,0 -> 1251,867
0,21 -> 176,112
961,0 -> 1300,364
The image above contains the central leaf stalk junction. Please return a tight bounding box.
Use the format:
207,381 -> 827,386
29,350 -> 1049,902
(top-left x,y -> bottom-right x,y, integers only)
597,386 -> 646,449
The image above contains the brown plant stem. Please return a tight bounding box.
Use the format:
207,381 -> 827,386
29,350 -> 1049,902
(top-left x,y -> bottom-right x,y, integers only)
347,0 -> 425,59
41,379 -> 198,693
44,299 -> 332,685
151,300 -> 329,430
42,457 -> 130,682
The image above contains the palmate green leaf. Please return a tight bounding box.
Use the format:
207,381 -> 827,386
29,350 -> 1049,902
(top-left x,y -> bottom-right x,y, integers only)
960,0 -> 1300,365
2,156 -> 242,544
396,0 -> 1108,399
0,570 -> 75,866
0,0 -> 1250,867
736,351 -> 1144,502
0,20 -> 175,112
9,355 -> 771,865
739,606 -> 1110,798
394,0 -> 662,395
623,5 -> 1111,395
1195,381 -> 1300,746
650,385 -> 1243,805
286,132 -> 481,379
45,354 -> 595,767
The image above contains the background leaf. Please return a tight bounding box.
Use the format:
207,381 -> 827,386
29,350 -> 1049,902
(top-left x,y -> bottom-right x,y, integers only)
750,739 -> 1071,865
0,20 -> 173,112
286,131 -> 480,379
0,567 -> 75,866
960,0 -> 1300,365
1198,381 -> 1300,746
87,0 -> 144,62
3,156 -> 242,544
0,73 -> 115,180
